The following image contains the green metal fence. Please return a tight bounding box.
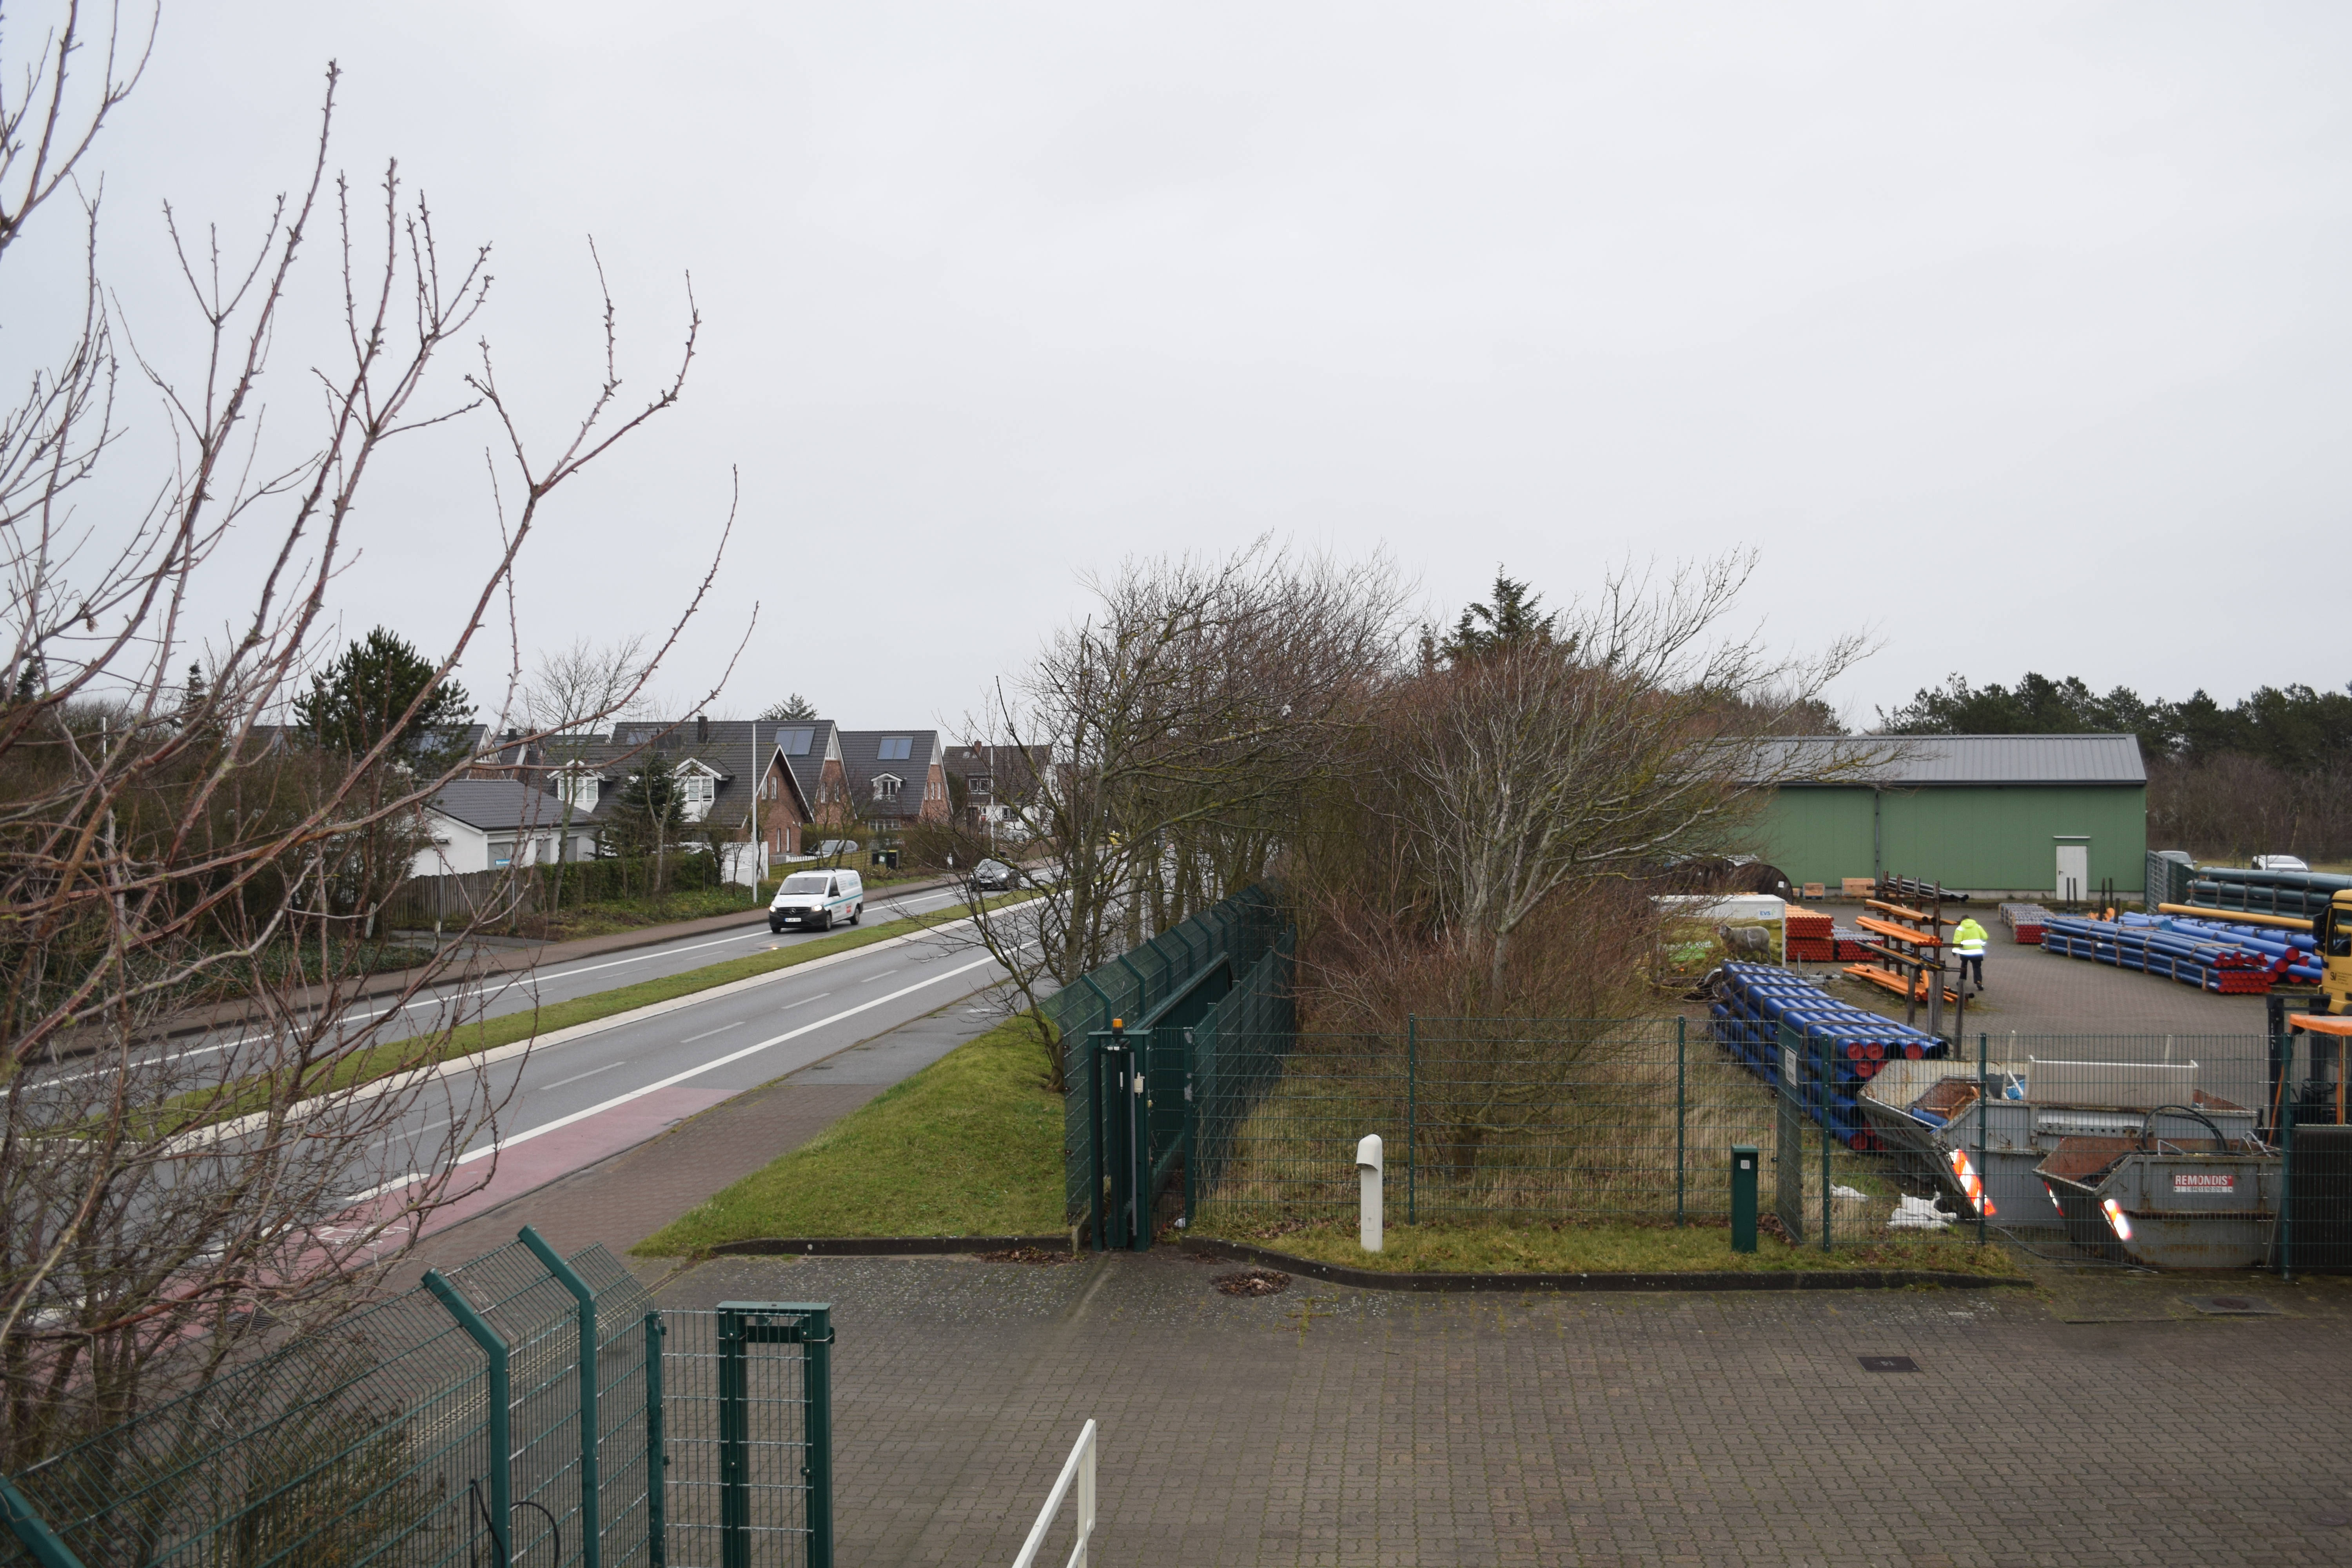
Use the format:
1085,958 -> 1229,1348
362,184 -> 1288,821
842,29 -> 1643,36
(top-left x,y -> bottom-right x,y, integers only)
3,1229 -> 833,1568
1046,883 -> 1286,1226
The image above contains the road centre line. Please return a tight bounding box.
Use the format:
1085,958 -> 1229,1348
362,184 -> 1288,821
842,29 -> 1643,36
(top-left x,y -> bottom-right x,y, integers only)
780,993 -> 831,1009
541,1060 -> 627,1092
186,909 -> 1018,1152
681,1021 -> 744,1044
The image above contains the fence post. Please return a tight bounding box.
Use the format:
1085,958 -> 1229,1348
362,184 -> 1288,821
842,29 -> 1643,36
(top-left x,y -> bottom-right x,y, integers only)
804,1306 -> 835,1568
424,1270 -> 511,1565
1406,1015 -> 1417,1227
1817,1030 -> 1832,1253
718,1308 -> 749,1568
645,1314 -> 667,1568
1,1474 -> 87,1568
1088,1036 -> 1107,1252
1675,1016 -> 1686,1229
1977,1033 -> 1989,1247
519,1226 -> 603,1568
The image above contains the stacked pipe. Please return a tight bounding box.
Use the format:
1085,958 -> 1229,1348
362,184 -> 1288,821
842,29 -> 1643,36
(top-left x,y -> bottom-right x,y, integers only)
1879,874 -> 1972,906
1786,907 -> 1835,962
2040,913 -> 2291,995
2159,913 -> 2322,985
1708,961 -> 1947,1151
1829,926 -> 1871,961
2183,866 -> 2352,919
1998,902 -> 2052,946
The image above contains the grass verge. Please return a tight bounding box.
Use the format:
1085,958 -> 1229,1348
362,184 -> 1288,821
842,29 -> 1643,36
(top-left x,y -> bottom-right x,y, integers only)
151,895 -> 1026,1134
633,1011 -> 1065,1255
1189,1217 -> 2027,1277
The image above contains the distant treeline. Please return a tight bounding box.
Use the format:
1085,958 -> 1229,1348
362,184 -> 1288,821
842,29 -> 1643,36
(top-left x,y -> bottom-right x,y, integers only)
1878,673 -> 2352,862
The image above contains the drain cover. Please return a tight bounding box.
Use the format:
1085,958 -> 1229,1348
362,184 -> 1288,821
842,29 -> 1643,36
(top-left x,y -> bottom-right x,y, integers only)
1858,1355 -> 1919,1373
2188,1295 -> 2285,1317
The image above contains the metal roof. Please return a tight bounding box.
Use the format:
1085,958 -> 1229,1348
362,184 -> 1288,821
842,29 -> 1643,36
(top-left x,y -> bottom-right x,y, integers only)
1754,733 -> 2146,786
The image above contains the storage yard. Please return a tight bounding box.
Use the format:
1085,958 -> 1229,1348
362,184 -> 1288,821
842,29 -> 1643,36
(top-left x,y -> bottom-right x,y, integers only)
1698,856 -> 2352,1274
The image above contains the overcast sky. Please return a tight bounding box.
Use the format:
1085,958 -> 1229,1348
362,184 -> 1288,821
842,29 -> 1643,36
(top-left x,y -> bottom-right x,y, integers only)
13,3 -> 2350,731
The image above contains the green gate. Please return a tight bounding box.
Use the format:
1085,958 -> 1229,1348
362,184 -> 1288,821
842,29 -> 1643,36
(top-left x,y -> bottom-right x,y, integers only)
2,1231 -> 833,1568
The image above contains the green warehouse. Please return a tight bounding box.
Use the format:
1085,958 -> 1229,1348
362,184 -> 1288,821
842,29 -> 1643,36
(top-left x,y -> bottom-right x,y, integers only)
1746,735 -> 2147,899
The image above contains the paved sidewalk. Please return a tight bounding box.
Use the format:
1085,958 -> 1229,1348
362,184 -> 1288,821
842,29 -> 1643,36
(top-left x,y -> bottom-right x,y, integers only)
660,1249 -> 2352,1567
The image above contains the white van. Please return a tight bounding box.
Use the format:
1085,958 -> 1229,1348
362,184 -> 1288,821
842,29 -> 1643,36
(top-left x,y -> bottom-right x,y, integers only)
769,869 -> 864,933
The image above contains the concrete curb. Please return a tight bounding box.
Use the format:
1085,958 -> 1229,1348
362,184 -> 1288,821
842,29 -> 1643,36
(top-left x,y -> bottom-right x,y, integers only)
709,1235 -> 1076,1258
1176,1236 -> 2034,1293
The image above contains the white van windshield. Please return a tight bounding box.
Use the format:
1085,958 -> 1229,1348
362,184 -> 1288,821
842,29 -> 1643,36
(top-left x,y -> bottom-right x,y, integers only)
781,873 -> 832,894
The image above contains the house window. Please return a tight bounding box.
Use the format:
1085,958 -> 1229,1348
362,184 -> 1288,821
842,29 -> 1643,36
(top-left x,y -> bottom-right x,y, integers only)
877,736 -> 913,761
556,771 -> 600,811
780,727 -> 813,756
873,773 -> 904,802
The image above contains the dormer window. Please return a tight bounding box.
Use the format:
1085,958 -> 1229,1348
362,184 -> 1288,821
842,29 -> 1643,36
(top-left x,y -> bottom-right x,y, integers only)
873,773 -> 904,802
675,761 -> 720,821
556,769 -> 600,811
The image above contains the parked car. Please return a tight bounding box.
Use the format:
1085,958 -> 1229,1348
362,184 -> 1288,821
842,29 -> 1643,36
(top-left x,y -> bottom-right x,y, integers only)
968,858 -> 1017,891
2252,855 -> 2311,873
770,868 -> 864,932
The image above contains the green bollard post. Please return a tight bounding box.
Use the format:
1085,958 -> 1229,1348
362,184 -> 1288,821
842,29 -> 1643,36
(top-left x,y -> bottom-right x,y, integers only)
1730,1145 -> 1759,1253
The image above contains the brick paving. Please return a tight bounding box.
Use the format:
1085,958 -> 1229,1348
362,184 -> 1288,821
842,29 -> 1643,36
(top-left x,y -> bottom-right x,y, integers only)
660,1250 -> 2352,1566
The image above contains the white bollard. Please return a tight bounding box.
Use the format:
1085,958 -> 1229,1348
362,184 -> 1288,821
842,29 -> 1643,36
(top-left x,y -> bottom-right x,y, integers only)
1356,1133 -> 1384,1252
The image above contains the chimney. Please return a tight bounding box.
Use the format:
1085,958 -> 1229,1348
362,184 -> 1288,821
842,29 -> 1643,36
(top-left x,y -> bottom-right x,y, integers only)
696,712 -> 709,744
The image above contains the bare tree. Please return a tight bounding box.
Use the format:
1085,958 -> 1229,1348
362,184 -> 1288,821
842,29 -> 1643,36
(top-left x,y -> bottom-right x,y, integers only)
1,36 -> 740,1468
1375,553 -> 1879,1000
958,542 -> 1405,1087
520,633 -> 651,912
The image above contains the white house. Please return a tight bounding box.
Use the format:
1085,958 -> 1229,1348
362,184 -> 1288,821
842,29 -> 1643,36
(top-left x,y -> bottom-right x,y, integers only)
412,780 -> 603,876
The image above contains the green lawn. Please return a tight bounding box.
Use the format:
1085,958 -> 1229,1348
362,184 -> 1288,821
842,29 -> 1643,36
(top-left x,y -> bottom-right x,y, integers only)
1190,1217 -> 2026,1277
633,1011 -> 1067,1256
147,896 -> 1024,1135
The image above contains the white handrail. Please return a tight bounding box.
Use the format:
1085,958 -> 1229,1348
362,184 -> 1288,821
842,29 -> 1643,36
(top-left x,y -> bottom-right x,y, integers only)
1011,1418 -> 1097,1568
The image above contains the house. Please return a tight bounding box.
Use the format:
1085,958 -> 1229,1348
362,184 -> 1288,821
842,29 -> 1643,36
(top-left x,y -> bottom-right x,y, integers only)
413,779 -> 602,875
838,730 -> 951,827
773,719 -> 851,826
1746,734 -> 2149,898
560,716 -> 817,883
944,742 -> 1044,841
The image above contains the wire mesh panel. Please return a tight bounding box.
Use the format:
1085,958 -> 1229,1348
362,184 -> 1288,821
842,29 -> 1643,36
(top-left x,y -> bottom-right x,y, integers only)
1047,883 -> 1285,1224
657,1305 -> 832,1568
3,1240 -> 655,1568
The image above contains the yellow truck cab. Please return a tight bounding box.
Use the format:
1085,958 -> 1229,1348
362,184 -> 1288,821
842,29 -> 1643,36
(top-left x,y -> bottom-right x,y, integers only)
2318,891 -> 2352,1014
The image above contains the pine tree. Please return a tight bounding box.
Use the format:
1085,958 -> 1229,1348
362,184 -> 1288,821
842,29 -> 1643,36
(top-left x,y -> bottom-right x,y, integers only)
294,626 -> 475,761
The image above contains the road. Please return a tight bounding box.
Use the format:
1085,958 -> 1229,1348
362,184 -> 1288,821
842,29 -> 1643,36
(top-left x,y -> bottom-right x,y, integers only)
41,880 -> 978,1094
333,890 -> 1035,1243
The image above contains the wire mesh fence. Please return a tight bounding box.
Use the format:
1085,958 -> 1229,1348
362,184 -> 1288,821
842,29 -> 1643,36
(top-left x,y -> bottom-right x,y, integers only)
1046,883 -> 1286,1224
3,1232 -> 833,1568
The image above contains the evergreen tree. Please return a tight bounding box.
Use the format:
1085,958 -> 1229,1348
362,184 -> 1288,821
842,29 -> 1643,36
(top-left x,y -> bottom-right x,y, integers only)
759,692 -> 819,722
1439,570 -> 1557,666
294,626 -> 474,761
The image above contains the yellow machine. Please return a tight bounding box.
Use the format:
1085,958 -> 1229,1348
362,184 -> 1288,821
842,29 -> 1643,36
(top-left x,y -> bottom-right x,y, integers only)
2158,888 -> 2352,1015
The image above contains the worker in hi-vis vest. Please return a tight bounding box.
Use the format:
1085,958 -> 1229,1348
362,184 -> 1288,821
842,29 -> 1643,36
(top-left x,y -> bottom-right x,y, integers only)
1953,916 -> 1989,994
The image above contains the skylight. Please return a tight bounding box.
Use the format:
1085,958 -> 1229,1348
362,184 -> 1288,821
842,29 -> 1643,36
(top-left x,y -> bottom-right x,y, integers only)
878,735 -> 913,760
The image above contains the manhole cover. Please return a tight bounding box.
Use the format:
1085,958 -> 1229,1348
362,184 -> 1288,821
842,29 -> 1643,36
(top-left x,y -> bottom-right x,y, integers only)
1858,1356 -> 1919,1373
2188,1295 -> 2284,1317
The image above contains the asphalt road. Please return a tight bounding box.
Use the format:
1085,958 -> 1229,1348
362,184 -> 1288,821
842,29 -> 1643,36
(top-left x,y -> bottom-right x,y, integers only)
336,892 -> 1036,1241
39,880 -> 978,1095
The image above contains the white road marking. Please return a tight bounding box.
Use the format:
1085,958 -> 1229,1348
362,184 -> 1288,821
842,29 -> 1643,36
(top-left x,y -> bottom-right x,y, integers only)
541,1060 -> 627,1091
439,946 -> 1022,1174
781,993 -> 831,1010
860,969 -> 902,984
681,1021 -> 744,1044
